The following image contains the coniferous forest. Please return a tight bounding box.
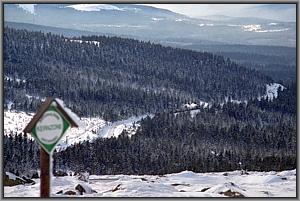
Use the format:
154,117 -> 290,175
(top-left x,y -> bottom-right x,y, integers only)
4,82 -> 296,176
4,28 -> 271,121
3,28 -> 296,177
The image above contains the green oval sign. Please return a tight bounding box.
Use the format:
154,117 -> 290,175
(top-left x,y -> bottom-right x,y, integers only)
31,106 -> 70,154
36,111 -> 64,144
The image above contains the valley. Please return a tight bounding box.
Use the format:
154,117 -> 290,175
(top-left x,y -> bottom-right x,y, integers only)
3,3 -> 296,198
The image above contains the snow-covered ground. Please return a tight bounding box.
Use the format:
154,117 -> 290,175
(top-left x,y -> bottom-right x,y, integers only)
4,110 -> 149,150
56,117 -> 106,150
4,169 -> 296,197
4,110 -> 35,135
96,114 -> 152,138
4,110 -> 106,150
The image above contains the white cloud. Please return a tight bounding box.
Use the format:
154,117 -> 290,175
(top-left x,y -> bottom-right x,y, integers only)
18,4 -> 36,14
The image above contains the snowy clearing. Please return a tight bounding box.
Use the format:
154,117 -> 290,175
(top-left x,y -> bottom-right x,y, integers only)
96,114 -> 152,138
263,83 -> 286,101
4,110 -> 35,135
4,110 -> 149,149
4,110 -> 106,150
4,169 -> 296,197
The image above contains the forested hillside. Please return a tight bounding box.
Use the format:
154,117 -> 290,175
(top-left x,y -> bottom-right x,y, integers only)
3,83 -> 296,176
161,42 -> 296,82
55,83 -> 296,175
5,22 -> 296,82
4,28 -> 272,121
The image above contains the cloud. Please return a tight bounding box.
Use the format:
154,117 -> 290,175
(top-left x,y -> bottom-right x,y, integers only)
18,4 -> 36,14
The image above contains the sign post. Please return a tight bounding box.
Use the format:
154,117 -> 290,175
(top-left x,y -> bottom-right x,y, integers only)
24,98 -> 80,197
40,148 -> 50,198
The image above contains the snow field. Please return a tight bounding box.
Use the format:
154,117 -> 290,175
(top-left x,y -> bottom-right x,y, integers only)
4,169 -> 296,197
4,110 -> 146,150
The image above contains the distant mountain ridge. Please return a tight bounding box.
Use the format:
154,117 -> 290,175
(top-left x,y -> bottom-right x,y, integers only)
4,3 -> 296,47
5,21 -> 295,82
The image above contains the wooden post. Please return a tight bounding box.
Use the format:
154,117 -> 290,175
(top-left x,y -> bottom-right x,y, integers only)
40,147 -> 50,198
23,98 -> 80,197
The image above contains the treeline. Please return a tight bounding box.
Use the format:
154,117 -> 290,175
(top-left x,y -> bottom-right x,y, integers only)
4,28 -> 271,121
3,132 -> 40,177
3,83 -> 296,176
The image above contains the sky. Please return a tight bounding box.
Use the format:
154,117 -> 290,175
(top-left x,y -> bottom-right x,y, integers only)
17,4 -> 36,14
17,4 -> 296,22
140,4 -> 296,22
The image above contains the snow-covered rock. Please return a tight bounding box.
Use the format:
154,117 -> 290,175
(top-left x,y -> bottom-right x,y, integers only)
75,183 -> 97,194
205,182 -> 246,197
4,172 -> 35,186
4,169 -> 296,197
6,172 -> 19,181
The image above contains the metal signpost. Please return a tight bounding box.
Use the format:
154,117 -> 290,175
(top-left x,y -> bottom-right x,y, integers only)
24,98 -> 80,197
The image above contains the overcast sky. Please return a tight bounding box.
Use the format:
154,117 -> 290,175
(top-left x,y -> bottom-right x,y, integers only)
143,4 -> 296,22
18,4 -> 296,22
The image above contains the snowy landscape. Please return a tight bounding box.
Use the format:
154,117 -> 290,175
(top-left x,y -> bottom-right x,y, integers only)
4,109 -> 148,150
3,3 -> 296,198
4,82 -> 295,198
4,83 -> 285,149
4,169 -> 296,197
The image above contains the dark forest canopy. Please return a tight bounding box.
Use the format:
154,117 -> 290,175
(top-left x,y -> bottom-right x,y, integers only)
4,27 -> 272,121
4,83 -> 296,176
3,27 -> 296,177
54,83 -> 296,175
